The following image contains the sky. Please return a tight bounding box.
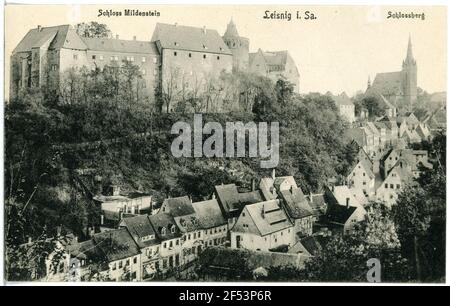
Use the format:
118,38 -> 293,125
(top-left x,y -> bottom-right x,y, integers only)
4,5 -> 447,98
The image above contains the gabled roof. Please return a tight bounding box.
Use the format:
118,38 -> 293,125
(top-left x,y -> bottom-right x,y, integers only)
215,184 -> 240,214
244,200 -> 292,236
13,25 -> 87,53
367,71 -> 403,97
328,186 -> 363,209
90,228 -> 141,262
151,23 -> 231,55
119,215 -> 158,248
82,37 -> 158,54
289,236 -> 323,256
279,188 -> 313,219
192,199 -> 227,229
148,212 -> 181,240
325,204 -> 357,225
161,196 -> 195,217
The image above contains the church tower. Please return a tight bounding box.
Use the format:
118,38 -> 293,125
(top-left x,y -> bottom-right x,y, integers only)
222,19 -> 249,72
402,35 -> 417,108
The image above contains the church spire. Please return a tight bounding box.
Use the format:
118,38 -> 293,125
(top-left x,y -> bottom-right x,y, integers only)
406,34 -> 414,62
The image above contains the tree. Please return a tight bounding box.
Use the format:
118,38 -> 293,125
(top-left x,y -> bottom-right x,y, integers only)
76,22 -> 112,38
392,186 -> 430,281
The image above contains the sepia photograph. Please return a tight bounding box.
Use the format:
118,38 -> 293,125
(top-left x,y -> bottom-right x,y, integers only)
2,2 -> 447,286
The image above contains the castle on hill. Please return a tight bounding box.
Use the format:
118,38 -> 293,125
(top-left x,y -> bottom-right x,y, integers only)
10,19 -> 300,111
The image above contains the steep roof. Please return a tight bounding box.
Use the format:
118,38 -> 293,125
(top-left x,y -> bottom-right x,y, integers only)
119,215 -> 158,248
223,19 -> 239,37
329,186 -> 363,209
245,200 -> 292,236
82,37 -> 158,54
90,228 -> 141,262
148,212 -> 181,240
325,204 -> 357,225
367,71 -> 403,97
279,188 -> 313,219
345,128 -> 366,147
215,184 -> 240,214
151,23 -> 231,55
13,25 -> 87,53
192,199 -> 227,229
161,196 -> 195,217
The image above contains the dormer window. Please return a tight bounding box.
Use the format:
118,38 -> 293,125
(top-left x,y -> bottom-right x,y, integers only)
174,42 -> 178,46
202,44 -> 207,49
161,227 -> 166,235
170,225 -> 176,233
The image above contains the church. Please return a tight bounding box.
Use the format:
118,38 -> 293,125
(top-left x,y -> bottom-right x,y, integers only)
366,36 -> 417,111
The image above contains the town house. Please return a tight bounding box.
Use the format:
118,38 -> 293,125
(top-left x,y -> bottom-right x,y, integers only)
230,200 -> 295,252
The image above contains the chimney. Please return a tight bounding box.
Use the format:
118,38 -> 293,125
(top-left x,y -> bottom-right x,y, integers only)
37,25 -> 42,32
346,197 -> 350,208
116,34 -> 119,39
133,36 -> 136,41
272,169 -> 276,180
202,26 -> 206,34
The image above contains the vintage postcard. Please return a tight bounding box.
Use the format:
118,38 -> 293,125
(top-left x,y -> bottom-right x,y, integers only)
3,3 -> 447,286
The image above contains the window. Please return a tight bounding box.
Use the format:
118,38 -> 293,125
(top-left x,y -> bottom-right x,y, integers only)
174,51 -> 177,56
115,56 -> 119,61
390,184 -> 394,189
188,234 -> 191,240
153,69 -> 158,76
142,69 -> 146,75
112,263 -> 116,270
133,257 -> 137,264
163,242 -> 167,248
385,183 -> 388,188
171,226 -> 176,234
396,184 -> 401,189
217,56 -> 220,60
99,55 -> 104,61
73,54 -> 78,60
188,53 -> 192,58
176,239 -> 179,245
363,172 -> 366,176
92,55 -> 96,60
153,57 -> 157,63
203,54 -> 206,59
51,64 -> 58,71
142,56 -> 146,63
363,181 -> 366,185
169,241 -> 173,248
119,261 -> 123,269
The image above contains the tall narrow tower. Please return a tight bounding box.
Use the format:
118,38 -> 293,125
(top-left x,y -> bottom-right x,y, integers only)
402,35 -> 417,109
222,19 -> 249,72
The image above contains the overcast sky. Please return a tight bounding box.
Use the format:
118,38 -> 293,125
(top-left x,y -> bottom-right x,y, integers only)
5,5 -> 447,98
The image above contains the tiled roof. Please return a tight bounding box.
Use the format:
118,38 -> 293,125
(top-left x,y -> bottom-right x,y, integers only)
148,212 -> 181,240
91,228 -> 141,262
330,185 -> 363,209
82,37 -> 158,54
367,71 -> 403,97
161,196 -> 195,217
245,200 -> 292,236
174,214 -> 201,233
119,215 -> 158,248
192,199 -> 226,229
151,23 -> 232,55
279,188 -> 313,219
325,204 -> 357,225
13,25 -> 87,53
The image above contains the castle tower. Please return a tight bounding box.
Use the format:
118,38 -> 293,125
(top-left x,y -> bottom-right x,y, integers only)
222,19 -> 249,72
402,35 -> 417,108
